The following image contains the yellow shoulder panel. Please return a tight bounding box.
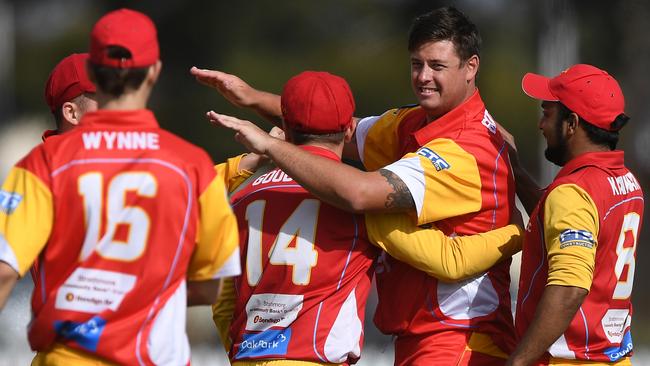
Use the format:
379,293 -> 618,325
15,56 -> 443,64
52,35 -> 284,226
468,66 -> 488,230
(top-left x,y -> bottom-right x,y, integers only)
190,176 -> 239,281
405,138 -> 482,225
544,184 -> 599,290
0,167 -> 52,276
362,109 -> 403,171
214,154 -> 254,193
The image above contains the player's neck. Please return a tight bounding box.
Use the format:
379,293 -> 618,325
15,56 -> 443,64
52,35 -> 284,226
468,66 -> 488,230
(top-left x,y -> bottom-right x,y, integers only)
96,89 -> 150,111
299,141 -> 344,158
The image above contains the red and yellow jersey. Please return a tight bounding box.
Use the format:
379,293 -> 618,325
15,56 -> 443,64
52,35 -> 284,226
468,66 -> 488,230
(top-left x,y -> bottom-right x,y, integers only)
517,151 -> 643,364
0,109 -> 240,366
356,91 -> 517,356
227,146 -> 378,364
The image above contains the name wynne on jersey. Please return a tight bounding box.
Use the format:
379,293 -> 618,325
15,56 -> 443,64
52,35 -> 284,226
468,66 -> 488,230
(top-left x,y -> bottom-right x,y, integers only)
82,131 -> 160,150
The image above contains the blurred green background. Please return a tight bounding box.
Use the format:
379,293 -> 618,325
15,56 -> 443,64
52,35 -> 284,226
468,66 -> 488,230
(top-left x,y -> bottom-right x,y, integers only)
0,0 -> 648,364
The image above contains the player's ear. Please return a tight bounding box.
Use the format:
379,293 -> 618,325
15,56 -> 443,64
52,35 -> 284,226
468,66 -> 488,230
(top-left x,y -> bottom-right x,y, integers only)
465,54 -> 479,83
343,118 -> 356,143
147,60 -> 162,85
61,101 -> 81,126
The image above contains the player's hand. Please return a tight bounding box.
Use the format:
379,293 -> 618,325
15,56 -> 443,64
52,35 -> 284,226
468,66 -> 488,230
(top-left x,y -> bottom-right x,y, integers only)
191,67 -> 257,108
207,111 -> 276,155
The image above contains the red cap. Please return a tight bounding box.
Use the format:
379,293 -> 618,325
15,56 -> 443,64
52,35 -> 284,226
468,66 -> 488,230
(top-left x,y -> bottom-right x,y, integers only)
44,53 -> 96,113
521,64 -> 625,131
281,71 -> 355,134
89,8 -> 159,68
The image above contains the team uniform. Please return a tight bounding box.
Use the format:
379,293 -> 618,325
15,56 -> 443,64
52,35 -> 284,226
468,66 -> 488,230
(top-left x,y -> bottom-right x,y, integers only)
0,109 -> 240,365
356,91 -> 516,365
516,151 -> 643,365
226,145 -> 379,365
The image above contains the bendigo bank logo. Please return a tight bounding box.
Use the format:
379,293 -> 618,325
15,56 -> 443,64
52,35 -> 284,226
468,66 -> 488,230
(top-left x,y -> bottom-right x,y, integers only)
417,147 -> 451,172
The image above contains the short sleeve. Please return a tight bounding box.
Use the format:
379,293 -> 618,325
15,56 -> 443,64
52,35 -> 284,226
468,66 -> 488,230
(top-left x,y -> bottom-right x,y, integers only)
382,138 -> 482,225
544,184 -> 599,290
0,165 -> 53,276
214,154 -> 254,193
189,175 -> 241,280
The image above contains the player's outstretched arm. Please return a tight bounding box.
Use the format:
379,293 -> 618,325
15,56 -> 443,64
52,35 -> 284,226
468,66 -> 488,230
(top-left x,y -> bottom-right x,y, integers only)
209,112 -> 415,214
191,67 -> 283,126
0,262 -> 19,312
506,285 -> 587,366
365,213 -> 523,281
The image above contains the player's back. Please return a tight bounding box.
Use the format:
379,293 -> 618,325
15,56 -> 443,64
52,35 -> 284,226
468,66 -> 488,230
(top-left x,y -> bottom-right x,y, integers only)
228,146 -> 378,364
22,109 -> 231,365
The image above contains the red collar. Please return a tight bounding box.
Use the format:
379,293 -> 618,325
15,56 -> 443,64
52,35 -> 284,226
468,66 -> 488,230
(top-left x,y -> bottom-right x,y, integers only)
413,89 -> 485,146
79,109 -> 159,129
41,129 -> 58,141
298,145 -> 341,162
555,150 -> 625,179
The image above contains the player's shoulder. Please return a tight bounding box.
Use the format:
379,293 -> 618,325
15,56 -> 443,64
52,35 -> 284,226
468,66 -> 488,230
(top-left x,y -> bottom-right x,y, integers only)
157,129 -> 213,163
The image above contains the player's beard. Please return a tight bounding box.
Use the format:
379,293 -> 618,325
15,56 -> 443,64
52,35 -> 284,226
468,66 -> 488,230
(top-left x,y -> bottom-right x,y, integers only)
544,116 -> 568,167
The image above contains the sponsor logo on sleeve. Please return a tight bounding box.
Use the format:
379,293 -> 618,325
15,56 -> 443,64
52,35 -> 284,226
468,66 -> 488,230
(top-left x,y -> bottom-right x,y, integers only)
54,315 -> 106,352
235,328 -> 292,359
0,190 -> 22,214
416,147 -> 450,171
559,229 -> 595,249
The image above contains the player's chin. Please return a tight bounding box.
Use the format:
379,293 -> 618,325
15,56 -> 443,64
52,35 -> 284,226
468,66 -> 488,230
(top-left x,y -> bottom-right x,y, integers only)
417,96 -> 441,111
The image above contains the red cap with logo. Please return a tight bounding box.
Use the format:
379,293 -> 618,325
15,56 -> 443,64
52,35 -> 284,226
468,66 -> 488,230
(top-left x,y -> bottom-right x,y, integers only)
281,71 -> 355,134
521,64 -> 625,131
89,8 -> 159,68
44,53 -> 96,113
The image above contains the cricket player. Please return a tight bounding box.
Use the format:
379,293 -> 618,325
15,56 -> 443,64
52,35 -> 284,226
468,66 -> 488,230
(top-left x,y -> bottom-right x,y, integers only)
43,53 -> 98,140
505,65 -> 642,366
211,70 -> 524,365
0,8 -> 240,365
197,6 -> 516,365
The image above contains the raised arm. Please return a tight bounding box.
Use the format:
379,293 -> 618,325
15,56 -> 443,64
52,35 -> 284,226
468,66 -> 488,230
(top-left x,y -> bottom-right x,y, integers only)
191,67 -> 283,126
209,112 -> 415,214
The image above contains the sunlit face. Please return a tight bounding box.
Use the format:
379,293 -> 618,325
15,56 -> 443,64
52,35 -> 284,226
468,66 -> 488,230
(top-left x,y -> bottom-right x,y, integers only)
410,40 -> 477,121
539,101 -> 568,166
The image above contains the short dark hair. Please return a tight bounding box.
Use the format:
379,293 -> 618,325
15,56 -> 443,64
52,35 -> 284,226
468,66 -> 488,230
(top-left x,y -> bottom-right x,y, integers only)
408,6 -> 481,63
52,93 -> 94,129
88,46 -> 148,97
558,103 -> 628,150
286,130 -> 346,146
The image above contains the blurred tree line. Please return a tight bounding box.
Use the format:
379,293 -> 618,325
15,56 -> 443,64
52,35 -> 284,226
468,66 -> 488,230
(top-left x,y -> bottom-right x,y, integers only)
2,0 -> 649,347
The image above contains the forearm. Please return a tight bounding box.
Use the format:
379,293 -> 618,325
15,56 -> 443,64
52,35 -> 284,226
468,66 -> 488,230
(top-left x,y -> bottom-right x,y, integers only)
266,139 -> 410,213
513,164 -> 543,215
366,213 -> 522,281
507,285 -> 587,366
187,279 -> 222,306
249,90 -> 282,126
0,262 -> 19,312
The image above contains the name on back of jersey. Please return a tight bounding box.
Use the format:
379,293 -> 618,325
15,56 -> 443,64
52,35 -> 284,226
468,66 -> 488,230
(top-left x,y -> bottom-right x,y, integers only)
252,168 -> 294,186
82,131 -> 160,150
607,172 -> 641,196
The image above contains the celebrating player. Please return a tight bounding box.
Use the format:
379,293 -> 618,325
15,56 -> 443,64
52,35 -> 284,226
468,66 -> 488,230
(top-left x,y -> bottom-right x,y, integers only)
42,53 -> 98,140
504,65 -> 642,366
211,70 -> 524,365
0,8 -> 240,365
198,6 -> 516,365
